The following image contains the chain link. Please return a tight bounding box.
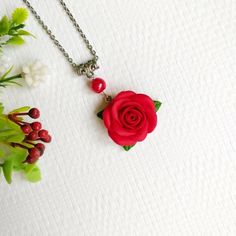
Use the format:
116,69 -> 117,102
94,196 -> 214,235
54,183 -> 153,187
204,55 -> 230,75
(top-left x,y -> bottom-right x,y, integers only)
22,0 -> 99,70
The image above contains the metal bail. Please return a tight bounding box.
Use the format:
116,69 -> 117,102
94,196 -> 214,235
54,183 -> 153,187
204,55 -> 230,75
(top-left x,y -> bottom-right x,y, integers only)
77,59 -> 99,78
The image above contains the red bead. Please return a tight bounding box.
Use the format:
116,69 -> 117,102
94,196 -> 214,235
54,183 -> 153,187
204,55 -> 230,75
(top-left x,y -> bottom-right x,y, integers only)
26,155 -> 40,164
28,108 -> 40,119
29,147 -> 41,157
35,143 -> 45,151
31,122 -> 42,131
91,78 -> 106,93
21,124 -> 32,134
35,143 -> 45,155
38,129 -> 48,138
41,134 -> 52,143
27,131 -> 38,141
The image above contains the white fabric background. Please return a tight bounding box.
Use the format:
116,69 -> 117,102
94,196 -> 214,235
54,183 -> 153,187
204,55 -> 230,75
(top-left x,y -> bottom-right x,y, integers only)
1,0 -> 236,235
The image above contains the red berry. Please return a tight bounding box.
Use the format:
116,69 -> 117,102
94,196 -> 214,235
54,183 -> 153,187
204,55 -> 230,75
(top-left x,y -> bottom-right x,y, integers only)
29,147 -> 41,158
27,131 -> 38,140
38,129 -> 48,138
21,124 -> 32,134
28,108 -> 40,119
91,78 -> 106,93
26,155 -> 39,164
41,134 -> 52,143
35,143 -> 45,155
31,122 -> 42,131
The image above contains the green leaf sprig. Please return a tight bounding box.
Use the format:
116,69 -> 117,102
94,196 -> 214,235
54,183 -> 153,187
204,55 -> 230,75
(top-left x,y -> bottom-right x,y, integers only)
0,104 -> 52,184
0,8 -> 33,50
0,66 -> 22,88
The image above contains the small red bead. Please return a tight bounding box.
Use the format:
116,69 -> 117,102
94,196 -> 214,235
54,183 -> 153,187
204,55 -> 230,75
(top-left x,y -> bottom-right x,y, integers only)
21,124 -> 32,134
31,122 -> 42,131
26,147 -> 41,163
35,143 -> 45,155
29,147 -> 41,157
28,108 -> 40,119
38,129 -> 48,139
41,134 -> 52,143
27,131 -> 38,141
26,155 -> 39,164
91,78 -> 106,93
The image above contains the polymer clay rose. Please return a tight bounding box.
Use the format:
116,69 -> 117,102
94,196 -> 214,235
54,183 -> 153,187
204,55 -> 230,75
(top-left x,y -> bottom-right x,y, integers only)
102,91 -> 158,146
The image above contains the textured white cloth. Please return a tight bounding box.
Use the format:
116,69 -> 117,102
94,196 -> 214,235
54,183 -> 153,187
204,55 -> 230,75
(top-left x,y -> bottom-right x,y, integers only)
1,0 -> 236,235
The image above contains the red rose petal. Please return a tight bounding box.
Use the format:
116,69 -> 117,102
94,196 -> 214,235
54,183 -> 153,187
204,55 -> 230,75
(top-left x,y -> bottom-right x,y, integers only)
108,129 -> 137,146
120,107 -> 145,129
131,94 -> 156,111
108,122 -> 149,146
110,98 -> 130,122
110,120 -> 137,136
146,109 -> 158,133
103,105 -> 112,128
113,91 -> 136,101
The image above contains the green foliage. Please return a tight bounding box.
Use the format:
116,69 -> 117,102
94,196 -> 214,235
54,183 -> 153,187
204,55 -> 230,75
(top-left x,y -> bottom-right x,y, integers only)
0,116 -> 25,142
3,160 -> 13,183
0,8 -> 42,184
0,103 -> 4,114
24,164 -> 41,182
0,8 -> 32,49
0,16 -> 9,35
9,106 -> 30,114
154,100 -> 162,112
6,36 -> 25,45
0,104 -> 41,184
123,145 -> 134,151
12,8 -> 29,25
97,110 -> 103,119
0,66 -> 22,88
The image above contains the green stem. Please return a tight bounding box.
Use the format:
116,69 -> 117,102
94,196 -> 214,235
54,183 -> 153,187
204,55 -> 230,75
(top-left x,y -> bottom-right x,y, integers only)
0,74 -> 22,86
0,73 -> 22,82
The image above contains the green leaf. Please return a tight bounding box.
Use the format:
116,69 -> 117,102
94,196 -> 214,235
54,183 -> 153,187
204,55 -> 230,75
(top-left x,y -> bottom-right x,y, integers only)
154,100 -> 162,112
0,129 -> 19,137
13,163 -> 25,171
123,145 -> 135,151
10,106 -> 30,114
8,24 -> 25,35
3,160 -> 13,184
11,147 -> 28,165
21,142 -> 34,149
12,8 -> 29,24
0,66 -> 13,80
10,24 -> 25,31
0,16 -> 9,35
6,36 -> 25,45
0,103 -> 4,114
17,30 -> 34,37
0,149 -> 4,158
97,110 -> 103,119
0,142 -> 27,164
0,116 -> 25,143
24,163 -> 35,174
24,164 -> 41,183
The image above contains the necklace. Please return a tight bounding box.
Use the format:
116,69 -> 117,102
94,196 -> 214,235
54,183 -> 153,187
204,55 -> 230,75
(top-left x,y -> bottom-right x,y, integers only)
23,0 -> 162,151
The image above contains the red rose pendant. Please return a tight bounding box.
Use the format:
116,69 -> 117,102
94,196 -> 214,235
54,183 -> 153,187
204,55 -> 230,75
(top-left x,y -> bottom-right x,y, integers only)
97,90 -> 161,151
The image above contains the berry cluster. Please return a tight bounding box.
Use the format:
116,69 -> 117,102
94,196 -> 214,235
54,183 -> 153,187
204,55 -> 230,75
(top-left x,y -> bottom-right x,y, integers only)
8,108 -> 52,164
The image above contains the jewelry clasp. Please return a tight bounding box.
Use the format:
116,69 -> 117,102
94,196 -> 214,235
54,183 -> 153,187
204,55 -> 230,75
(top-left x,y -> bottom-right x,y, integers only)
77,59 -> 99,78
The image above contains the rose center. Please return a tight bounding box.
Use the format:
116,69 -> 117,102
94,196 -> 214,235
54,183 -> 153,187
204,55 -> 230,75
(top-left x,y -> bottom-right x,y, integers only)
119,106 -> 145,129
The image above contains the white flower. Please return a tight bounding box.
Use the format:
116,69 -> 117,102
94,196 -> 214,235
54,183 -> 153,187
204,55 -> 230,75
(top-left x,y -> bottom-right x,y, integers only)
22,60 -> 50,87
0,54 -> 11,76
